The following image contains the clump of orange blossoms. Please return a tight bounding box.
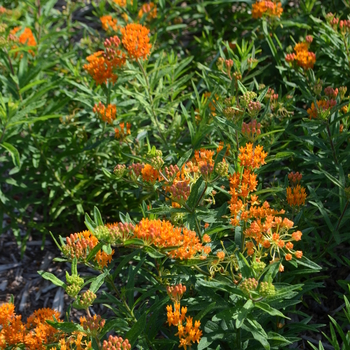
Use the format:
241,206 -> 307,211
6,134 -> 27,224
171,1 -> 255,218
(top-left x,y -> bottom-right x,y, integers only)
10,27 -> 37,56
62,230 -> 114,269
84,51 -> 119,85
84,36 -> 126,85
102,335 -> 131,350
121,23 -> 152,60
100,15 -> 119,32
141,163 -> 159,184
93,102 -> 117,124
0,303 -> 64,349
229,144 -> 303,267
138,2 -> 157,20
285,39 -> 316,70
113,0 -> 132,6
133,218 -> 211,259
115,122 -> 131,140
306,99 -> 337,119
238,143 -> 267,169
286,185 -> 307,207
166,286 -> 202,349
251,1 -> 283,19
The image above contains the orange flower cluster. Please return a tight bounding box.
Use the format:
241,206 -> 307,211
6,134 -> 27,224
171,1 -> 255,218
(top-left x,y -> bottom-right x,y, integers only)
285,40 -> 316,70
238,143 -> 267,169
55,332 -> 92,350
115,122 -> 131,139
113,0 -> 132,6
228,144 -> 303,267
138,2 -> 157,20
80,314 -> 105,336
251,1 -> 283,19
229,168 -> 283,227
141,163 -> 159,183
244,215 -> 304,268
307,99 -> 337,119
84,51 -> 119,85
133,218 -> 211,259
121,23 -> 152,60
286,184 -> 307,207
166,303 -> 202,349
62,230 -> 114,268
102,335 -> 131,350
10,27 -> 37,56
93,102 -> 117,124
84,36 -> 126,85
0,304 -> 63,349
167,283 -> 187,302
100,15 -> 119,32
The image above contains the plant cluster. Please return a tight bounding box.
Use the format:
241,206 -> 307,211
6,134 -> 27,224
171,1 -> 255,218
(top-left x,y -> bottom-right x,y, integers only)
1,0 -> 350,349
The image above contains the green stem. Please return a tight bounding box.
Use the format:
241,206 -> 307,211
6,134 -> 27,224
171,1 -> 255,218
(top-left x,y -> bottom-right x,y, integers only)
193,265 -> 210,276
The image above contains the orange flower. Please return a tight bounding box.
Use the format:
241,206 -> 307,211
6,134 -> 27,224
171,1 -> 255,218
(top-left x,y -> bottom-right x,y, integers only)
252,1 -> 283,19
217,251 -> 225,259
95,249 -> 115,268
307,99 -> 336,119
93,102 -> 117,124
141,164 -> 159,183
100,15 -> 119,32
202,234 -> 211,242
0,303 -> 15,326
167,300 -> 202,348
285,242 -> 294,249
115,122 -> 131,139
11,27 -> 37,57
286,184 -> 307,206
285,253 -> 292,261
292,230 -> 302,241
294,42 -> 309,53
121,23 -> 152,60
113,0 -> 132,6
62,230 -> 113,268
238,143 -> 268,169
167,284 -> 186,303
295,250 -> 303,259
295,50 -> 316,70
133,218 -> 210,260
1,315 -> 26,346
84,51 -> 118,85
138,2 -> 157,20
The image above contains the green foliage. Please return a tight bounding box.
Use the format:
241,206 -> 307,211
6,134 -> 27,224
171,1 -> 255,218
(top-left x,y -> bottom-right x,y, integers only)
1,0 -> 350,349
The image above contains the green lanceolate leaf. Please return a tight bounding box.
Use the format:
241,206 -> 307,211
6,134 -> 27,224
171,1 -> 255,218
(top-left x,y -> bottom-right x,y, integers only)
37,271 -> 67,289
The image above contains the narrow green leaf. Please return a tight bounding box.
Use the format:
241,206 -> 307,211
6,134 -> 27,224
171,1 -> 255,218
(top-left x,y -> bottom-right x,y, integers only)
37,271 -> 66,289
0,142 -> 20,168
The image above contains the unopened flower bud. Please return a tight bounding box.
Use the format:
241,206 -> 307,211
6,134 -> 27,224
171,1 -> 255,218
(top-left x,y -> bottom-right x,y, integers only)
114,164 -> 126,178
215,161 -> 229,177
259,281 -> 276,297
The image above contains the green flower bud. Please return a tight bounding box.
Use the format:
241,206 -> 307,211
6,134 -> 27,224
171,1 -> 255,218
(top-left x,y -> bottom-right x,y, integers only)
66,283 -> 82,298
215,161 -> 229,177
78,290 -> 96,309
94,225 -> 110,241
239,278 -> 258,295
240,91 -> 257,109
114,164 -> 127,179
251,260 -> 266,274
259,281 -> 276,297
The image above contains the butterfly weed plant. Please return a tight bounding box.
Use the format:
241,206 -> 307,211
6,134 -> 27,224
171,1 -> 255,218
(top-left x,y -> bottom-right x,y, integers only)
0,0 -> 350,349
